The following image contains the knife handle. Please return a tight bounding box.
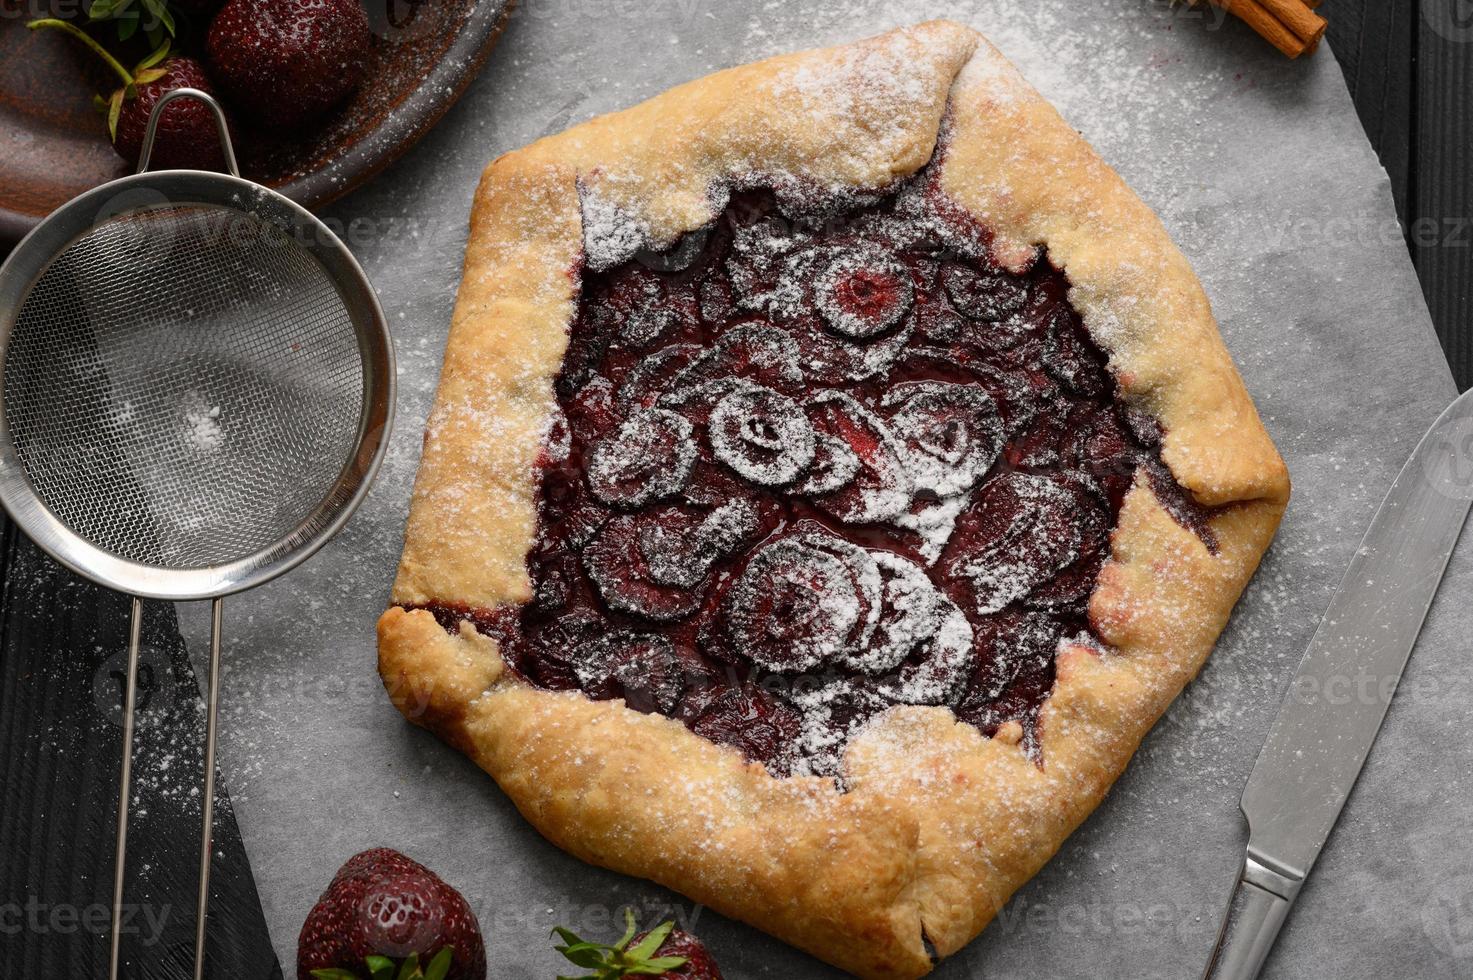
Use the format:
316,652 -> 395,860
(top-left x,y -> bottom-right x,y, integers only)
1202,852 -> 1304,980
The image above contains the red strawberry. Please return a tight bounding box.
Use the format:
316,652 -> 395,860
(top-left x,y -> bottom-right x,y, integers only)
112,57 -> 229,170
297,848 -> 486,980
553,911 -> 724,980
206,0 -> 371,128
27,20 -> 229,170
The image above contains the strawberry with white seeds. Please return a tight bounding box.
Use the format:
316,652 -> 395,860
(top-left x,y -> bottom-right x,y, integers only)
206,0 -> 371,128
297,848 -> 486,980
553,910 -> 724,980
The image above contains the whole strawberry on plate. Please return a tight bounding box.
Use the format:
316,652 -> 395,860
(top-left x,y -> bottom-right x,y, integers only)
298,848 -> 486,980
206,0 -> 371,128
553,910 -> 723,979
27,20 -> 229,170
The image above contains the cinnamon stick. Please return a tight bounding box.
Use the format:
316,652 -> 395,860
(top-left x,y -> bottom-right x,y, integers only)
1206,0 -> 1328,59
1256,0 -> 1327,50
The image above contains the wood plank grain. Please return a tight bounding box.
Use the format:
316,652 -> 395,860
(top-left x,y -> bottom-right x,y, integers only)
1326,0 -> 1417,227
1416,0 -> 1473,389
0,528 -> 283,979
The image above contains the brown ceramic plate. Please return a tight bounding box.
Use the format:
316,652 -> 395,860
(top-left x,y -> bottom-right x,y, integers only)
0,0 -> 514,247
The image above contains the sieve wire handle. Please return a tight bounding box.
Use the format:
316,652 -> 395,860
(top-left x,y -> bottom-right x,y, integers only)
193,598 -> 224,980
108,599 -> 143,980
137,88 -> 241,178
107,597 -> 225,980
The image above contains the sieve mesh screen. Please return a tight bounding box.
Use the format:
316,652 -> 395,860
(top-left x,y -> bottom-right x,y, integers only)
4,205 -> 366,569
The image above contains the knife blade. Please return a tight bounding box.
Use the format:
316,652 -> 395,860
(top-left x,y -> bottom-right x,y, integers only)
1204,385 -> 1473,980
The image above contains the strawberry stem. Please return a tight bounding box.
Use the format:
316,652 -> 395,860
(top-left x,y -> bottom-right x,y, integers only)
27,18 -> 135,88
551,910 -> 690,979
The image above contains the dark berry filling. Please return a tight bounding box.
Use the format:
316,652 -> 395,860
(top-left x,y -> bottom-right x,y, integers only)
424,166 -> 1216,779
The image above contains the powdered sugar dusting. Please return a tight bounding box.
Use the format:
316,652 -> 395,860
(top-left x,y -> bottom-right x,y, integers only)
761,24 -> 956,191
181,397 -> 223,450
580,182 -> 651,272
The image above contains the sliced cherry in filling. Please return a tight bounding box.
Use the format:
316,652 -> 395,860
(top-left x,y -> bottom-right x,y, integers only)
427,170 -> 1216,779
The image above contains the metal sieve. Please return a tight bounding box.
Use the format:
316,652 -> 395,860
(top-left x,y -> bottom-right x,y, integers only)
0,90 -> 393,980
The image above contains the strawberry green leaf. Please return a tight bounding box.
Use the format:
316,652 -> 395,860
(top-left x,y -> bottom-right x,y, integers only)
626,920 -> 675,961
139,0 -> 174,36
134,37 -> 170,72
88,0 -> 175,38
106,89 -> 124,141
613,909 -> 639,952
364,955 -> 396,980
559,946 -> 608,969
641,956 -> 689,970
552,926 -> 584,947
423,947 -> 454,980
623,954 -> 690,974
394,952 -> 421,980
309,970 -> 362,980
551,913 -> 696,979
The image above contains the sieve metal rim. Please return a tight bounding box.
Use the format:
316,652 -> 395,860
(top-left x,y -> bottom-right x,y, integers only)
0,168 -> 395,601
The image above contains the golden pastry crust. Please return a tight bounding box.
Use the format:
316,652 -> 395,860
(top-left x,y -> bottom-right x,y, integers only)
378,21 -> 1290,979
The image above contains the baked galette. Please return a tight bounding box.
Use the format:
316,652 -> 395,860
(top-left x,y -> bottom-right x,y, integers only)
378,21 -> 1289,979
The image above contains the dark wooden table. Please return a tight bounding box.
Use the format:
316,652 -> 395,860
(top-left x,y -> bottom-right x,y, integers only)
0,3 -> 1463,976
1329,0 -> 1473,388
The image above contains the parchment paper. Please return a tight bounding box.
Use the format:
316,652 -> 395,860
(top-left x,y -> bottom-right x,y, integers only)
187,2 -> 1473,976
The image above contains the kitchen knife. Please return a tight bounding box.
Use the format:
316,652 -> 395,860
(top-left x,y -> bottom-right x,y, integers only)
1203,386 -> 1473,979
